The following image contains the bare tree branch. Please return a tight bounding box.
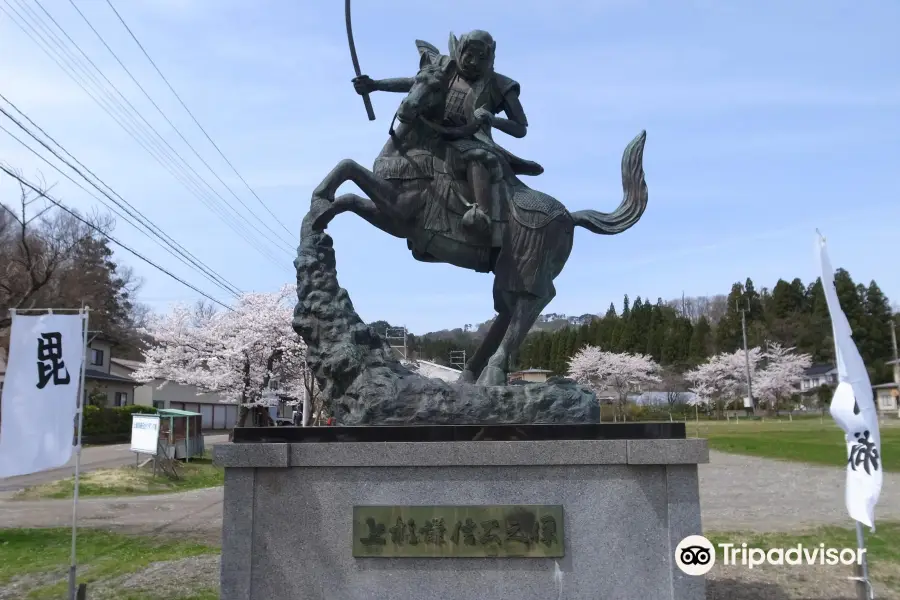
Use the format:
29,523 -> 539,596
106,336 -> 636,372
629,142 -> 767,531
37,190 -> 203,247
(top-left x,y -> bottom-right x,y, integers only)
0,169 -> 115,331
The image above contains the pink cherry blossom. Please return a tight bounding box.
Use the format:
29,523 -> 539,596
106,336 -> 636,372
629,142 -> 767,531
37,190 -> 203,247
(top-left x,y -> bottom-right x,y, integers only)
567,345 -> 662,407
755,342 -> 812,409
684,348 -> 762,408
134,285 -> 312,411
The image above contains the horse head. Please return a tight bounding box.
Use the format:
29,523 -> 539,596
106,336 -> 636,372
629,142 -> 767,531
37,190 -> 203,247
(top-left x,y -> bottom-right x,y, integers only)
395,60 -> 482,141
396,60 -> 455,124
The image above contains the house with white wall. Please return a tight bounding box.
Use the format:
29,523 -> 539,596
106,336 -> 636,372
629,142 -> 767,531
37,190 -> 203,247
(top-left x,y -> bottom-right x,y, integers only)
798,364 -> 838,393
84,336 -> 137,407
111,358 -> 238,429
872,383 -> 899,415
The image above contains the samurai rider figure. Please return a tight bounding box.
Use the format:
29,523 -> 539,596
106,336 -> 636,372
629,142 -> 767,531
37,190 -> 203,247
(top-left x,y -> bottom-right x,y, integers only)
353,30 -> 542,243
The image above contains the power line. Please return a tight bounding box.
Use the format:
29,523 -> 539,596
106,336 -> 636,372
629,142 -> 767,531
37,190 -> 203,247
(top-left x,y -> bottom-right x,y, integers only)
0,91 -> 242,296
65,0 -> 296,249
103,0 -> 296,241
20,0 -> 293,261
0,0 -> 284,268
0,105 -> 242,298
0,164 -> 234,310
0,0 -> 289,266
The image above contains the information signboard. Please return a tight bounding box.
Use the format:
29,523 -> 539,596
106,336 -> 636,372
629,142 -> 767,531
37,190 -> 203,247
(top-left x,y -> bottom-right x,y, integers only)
130,414 -> 160,455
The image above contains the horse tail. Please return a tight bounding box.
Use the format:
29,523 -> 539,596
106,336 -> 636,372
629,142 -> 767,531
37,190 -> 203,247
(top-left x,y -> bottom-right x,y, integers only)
571,130 -> 647,235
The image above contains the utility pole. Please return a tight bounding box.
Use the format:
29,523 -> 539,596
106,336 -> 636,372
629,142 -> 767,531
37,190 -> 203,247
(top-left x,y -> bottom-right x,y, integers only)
891,319 -> 899,388
738,299 -> 755,413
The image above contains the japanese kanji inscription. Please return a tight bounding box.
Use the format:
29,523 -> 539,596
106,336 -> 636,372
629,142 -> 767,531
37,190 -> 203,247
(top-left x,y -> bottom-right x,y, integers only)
352,505 -> 564,558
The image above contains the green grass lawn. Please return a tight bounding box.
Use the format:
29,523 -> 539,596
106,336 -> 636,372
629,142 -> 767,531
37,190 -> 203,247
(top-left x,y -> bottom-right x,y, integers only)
0,528 -> 219,599
14,454 -> 224,500
688,418 -> 900,471
2,524 -> 896,598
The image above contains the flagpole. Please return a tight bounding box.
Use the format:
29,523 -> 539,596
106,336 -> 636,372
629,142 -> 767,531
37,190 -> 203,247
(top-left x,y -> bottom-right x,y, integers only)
854,520 -> 874,599
817,231 -> 879,600
67,306 -> 89,600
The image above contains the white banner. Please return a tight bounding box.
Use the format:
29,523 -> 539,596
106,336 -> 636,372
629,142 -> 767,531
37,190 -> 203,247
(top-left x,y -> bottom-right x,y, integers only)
0,313 -> 85,477
817,234 -> 882,528
130,415 -> 160,455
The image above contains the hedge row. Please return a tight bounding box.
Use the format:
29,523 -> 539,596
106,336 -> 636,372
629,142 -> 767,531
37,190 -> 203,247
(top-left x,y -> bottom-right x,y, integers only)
82,405 -> 158,437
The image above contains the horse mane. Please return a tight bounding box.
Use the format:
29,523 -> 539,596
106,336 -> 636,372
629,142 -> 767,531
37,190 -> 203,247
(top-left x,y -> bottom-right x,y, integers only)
415,61 -> 445,82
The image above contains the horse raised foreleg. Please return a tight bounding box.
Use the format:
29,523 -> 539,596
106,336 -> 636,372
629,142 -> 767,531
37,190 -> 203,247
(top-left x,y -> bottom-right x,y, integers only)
313,159 -> 395,205
313,193 -> 405,239
458,310 -> 512,383
311,159 -> 401,232
476,292 -> 553,387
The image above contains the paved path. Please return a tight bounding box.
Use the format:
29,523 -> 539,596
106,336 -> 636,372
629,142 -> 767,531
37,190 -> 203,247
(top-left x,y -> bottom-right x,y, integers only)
0,434 -> 230,492
0,487 -> 226,542
0,451 -> 897,539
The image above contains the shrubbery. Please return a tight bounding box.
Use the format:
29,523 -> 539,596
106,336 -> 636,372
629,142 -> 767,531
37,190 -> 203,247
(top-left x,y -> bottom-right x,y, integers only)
82,405 -> 158,441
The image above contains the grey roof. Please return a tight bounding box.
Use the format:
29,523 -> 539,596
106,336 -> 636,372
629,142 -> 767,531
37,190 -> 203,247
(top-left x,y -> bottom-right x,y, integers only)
803,364 -> 837,377
85,368 -> 136,384
110,358 -> 143,370
512,368 -> 553,374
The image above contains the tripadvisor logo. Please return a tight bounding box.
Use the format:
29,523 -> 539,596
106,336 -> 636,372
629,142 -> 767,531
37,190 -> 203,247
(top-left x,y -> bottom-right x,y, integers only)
675,534 -> 869,576
675,535 -> 716,576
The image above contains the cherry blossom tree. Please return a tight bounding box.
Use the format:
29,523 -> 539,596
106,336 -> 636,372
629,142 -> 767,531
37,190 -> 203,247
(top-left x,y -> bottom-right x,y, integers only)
684,348 -> 762,417
134,284 -> 312,427
755,343 -> 812,415
567,345 -> 662,418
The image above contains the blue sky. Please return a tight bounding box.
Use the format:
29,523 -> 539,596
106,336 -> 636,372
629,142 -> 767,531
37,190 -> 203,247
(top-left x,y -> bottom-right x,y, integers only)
1,0 -> 898,334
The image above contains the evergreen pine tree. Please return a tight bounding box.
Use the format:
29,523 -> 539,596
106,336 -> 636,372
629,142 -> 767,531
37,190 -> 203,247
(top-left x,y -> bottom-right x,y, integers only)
689,316 -> 712,363
715,283 -> 745,352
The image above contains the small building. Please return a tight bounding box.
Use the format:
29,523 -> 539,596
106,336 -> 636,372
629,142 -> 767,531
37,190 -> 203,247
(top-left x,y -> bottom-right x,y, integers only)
157,408 -> 205,459
111,358 -> 238,430
404,359 -> 462,383
84,336 -> 137,407
799,364 -> 838,393
887,358 -> 900,386
873,383 -> 899,415
508,368 -> 553,384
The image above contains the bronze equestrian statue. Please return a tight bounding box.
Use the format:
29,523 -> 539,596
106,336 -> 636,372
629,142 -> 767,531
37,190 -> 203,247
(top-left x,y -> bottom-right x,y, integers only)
307,31 -> 648,387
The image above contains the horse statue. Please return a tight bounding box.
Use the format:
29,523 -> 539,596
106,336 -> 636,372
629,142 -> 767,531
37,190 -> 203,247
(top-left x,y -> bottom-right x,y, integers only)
307,47 -> 647,388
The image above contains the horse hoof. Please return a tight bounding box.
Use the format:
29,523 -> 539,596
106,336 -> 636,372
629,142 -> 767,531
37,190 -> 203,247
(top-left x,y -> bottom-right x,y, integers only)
476,366 -> 506,387
458,370 -> 476,383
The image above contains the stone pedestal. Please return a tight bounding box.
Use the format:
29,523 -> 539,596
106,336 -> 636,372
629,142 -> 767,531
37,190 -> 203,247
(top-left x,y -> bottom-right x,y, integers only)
214,426 -> 708,600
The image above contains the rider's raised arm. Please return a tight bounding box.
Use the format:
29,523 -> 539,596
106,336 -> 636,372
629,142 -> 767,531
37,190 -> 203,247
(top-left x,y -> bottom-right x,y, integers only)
491,90 -> 527,139
376,78 -> 415,93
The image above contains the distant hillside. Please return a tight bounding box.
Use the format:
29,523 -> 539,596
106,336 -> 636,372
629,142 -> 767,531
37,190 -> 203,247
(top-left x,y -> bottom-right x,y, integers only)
367,272 -> 898,384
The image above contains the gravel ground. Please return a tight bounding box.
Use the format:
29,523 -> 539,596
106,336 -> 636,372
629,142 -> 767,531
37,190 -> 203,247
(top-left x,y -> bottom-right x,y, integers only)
707,563 -> 899,600
1,450 -> 898,599
1,450 -> 896,537
87,555 -> 220,599
0,487 -> 225,545
700,451 -> 900,531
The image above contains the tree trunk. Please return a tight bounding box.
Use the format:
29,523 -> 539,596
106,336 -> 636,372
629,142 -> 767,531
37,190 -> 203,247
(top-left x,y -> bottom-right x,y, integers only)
236,405 -> 274,428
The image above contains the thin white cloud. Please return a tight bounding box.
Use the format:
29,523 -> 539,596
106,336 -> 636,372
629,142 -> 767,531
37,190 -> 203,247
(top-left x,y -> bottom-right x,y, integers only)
1,1 -> 897,330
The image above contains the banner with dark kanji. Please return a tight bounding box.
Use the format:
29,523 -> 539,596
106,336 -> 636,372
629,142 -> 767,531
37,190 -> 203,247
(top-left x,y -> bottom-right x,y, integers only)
0,313 -> 85,477
817,234 -> 882,528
